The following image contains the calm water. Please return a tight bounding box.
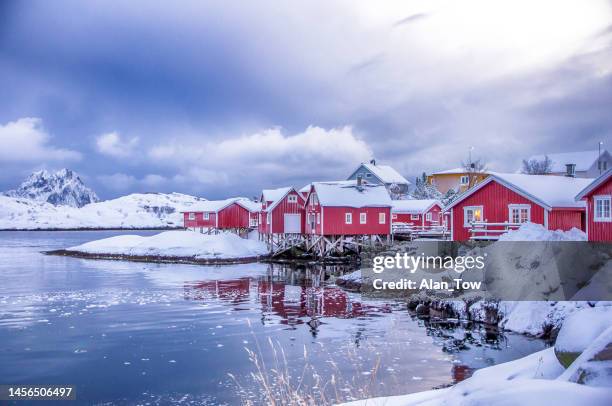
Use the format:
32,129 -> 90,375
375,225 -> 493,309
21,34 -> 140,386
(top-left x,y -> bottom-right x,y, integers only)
0,231 -> 548,405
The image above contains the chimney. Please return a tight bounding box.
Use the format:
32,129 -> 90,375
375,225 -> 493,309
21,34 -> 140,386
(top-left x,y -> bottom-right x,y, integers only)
370,159 -> 376,165
357,174 -> 363,186
565,163 -> 576,177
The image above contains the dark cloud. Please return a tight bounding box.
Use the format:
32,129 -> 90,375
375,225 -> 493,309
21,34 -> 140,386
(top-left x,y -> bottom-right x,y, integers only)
0,0 -> 610,199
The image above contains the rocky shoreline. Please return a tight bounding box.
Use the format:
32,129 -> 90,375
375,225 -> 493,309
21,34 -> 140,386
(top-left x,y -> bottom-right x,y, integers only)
44,249 -> 268,265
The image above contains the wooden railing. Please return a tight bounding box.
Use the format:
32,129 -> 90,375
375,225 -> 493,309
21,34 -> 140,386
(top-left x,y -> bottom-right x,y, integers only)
392,223 -> 449,239
468,221 -> 522,240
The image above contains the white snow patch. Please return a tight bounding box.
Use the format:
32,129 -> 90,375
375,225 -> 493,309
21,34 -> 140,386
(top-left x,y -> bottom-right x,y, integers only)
497,222 -> 586,241
67,230 -> 268,259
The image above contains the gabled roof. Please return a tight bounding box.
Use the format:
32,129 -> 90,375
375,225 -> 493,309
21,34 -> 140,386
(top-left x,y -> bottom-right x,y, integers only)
312,181 -> 392,208
445,172 -> 592,211
235,198 -> 262,213
261,186 -> 304,212
575,168 -> 612,200
391,199 -> 442,214
349,163 -> 410,185
181,198 -> 242,213
523,150 -> 608,173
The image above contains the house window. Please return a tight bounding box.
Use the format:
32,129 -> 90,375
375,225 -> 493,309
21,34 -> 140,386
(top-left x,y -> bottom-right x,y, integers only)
287,195 -> 297,203
411,214 -> 419,220
266,213 -> 271,224
509,204 -> 530,224
316,213 -> 320,224
258,213 -> 262,223
360,213 -> 367,224
392,214 -> 397,220
426,212 -> 432,221
204,212 -> 210,220
379,212 -> 386,224
188,212 -> 195,220
460,175 -> 469,185
365,173 -> 372,178
594,196 -> 611,222
345,213 -> 352,224
463,206 -> 483,227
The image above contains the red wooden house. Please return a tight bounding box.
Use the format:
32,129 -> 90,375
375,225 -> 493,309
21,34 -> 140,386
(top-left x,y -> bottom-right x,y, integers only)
258,187 -> 306,235
304,181 -> 392,236
182,198 -> 260,232
444,173 -> 592,241
391,199 -> 444,227
575,169 -> 612,241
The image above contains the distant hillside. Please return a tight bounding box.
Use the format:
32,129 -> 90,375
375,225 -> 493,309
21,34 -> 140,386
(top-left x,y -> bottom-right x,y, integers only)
0,192 -> 207,230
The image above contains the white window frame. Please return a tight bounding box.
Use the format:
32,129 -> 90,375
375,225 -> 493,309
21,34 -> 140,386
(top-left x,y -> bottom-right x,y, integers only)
411,214 -> 419,220
287,194 -> 297,203
463,205 -> 484,227
594,195 -> 611,222
508,204 -> 530,224
392,214 -> 397,220
266,213 -> 271,224
426,212 -> 432,221
379,212 -> 386,224
188,212 -> 195,220
316,212 -> 320,224
204,212 -> 210,220
460,175 -> 469,185
345,212 -> 352,224
360,212 -> 367,224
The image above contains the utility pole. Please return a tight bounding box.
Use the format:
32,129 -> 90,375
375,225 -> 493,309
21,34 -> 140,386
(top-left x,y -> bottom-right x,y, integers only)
599,141 -> 604,175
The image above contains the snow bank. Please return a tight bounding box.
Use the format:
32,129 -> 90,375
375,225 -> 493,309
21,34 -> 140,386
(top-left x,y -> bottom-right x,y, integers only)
67,230 -> 268,259
341,347 -> 612,406
498,222 -> 586,241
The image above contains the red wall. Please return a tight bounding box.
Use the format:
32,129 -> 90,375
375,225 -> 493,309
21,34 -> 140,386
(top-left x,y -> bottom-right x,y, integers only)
321,207 -> 391,235
392,204 -> 443,227
584,176 -> 612,241
217,203 -> 251,229
548,208 -> 584,232
451,180 -> 545,241
183,212 -> 217,228
260,190 -> 305,234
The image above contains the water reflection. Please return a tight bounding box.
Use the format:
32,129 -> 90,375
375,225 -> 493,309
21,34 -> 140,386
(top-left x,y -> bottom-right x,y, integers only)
183,264 -> 392,336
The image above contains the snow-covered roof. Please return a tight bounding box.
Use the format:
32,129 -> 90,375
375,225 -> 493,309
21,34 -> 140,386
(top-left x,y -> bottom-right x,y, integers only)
313,181 -> 392,208
524,150 -> 606,173
235,198 -> 262,213
261,186 -> 304,212
445,172 -> 592,211
299,184 -> 311,194
183,197 -> 245,213
430,167 -> 490,175
262,187 -> 292,204
351,163 -> 410,185
391,199 -> 442,214
575,168 -> 612,200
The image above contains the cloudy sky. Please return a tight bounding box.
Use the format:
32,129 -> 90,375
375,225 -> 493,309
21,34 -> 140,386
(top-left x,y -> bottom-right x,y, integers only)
1,0 -> 611,199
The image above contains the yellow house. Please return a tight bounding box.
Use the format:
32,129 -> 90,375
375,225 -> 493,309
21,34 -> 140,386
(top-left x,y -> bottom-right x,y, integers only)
426,168 -> 489,194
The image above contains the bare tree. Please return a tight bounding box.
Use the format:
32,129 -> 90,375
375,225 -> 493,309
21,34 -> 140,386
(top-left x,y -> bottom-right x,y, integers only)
461,158 -> 488,189
521,155 -> 552,175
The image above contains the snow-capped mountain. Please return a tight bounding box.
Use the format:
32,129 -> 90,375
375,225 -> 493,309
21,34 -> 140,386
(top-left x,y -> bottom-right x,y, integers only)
0,192 -> 207,230
3,169 -> 99,208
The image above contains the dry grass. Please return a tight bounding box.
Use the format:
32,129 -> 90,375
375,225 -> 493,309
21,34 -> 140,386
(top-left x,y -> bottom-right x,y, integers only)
228,320 -> 387,406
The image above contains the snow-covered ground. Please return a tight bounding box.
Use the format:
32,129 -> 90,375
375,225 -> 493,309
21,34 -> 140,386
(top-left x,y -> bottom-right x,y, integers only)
0,192 -> 206,229
66,230 -> 268,259
341,307 -> 612,406
497,222 -> 586,241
